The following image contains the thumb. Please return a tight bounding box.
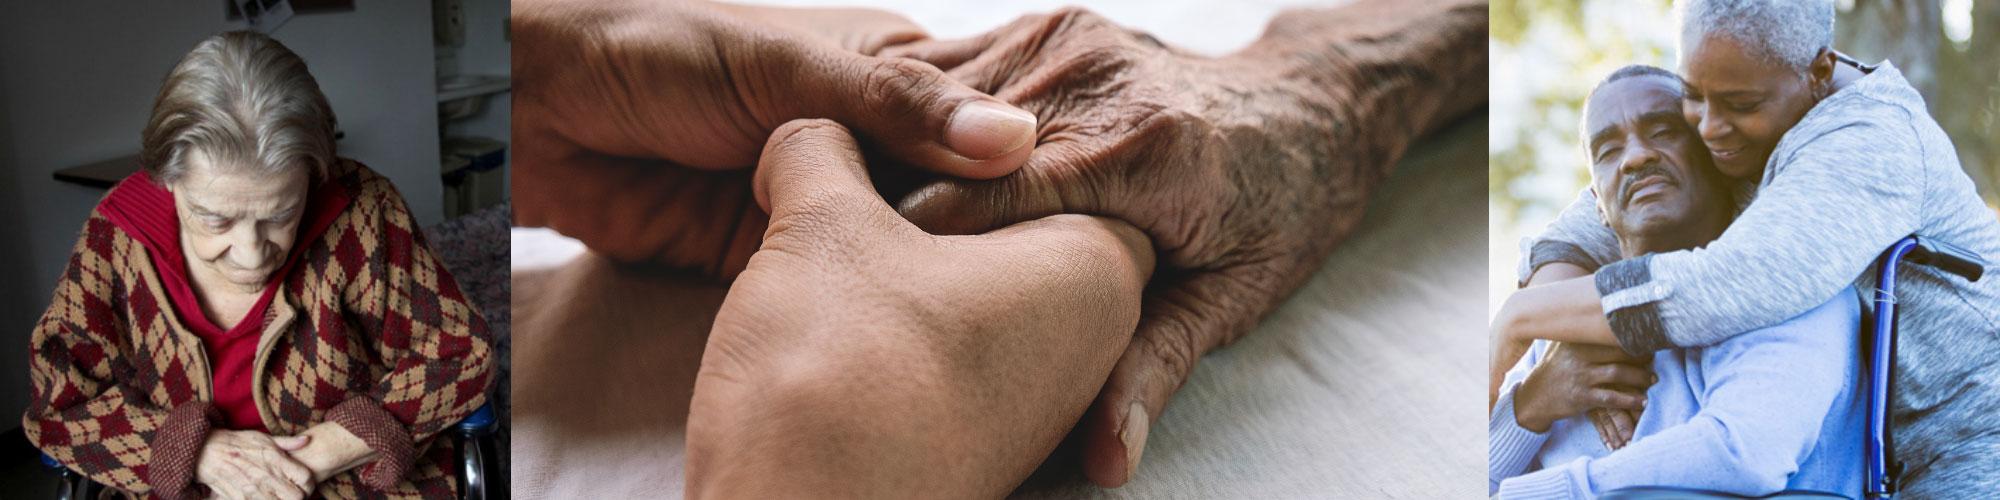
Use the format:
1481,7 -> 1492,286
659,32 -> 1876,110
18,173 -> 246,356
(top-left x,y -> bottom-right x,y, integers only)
752,119 -> 902,235
272,435 -> 310,451
1078,264 -> 1274,488
788,47 -> 1038,179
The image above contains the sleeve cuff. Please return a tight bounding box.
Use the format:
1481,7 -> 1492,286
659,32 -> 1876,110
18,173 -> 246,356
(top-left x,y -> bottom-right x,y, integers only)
1489,388 -> 1550,493
146,401 -> 219,500
1596,255 -> 1671,355
1519,240 -> 1601,288
326,396 -> 417,491
1495,458 -> 1584,500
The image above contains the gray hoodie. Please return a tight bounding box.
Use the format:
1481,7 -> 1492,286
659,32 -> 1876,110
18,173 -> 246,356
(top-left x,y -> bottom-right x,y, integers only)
1515,62 -> 2000,492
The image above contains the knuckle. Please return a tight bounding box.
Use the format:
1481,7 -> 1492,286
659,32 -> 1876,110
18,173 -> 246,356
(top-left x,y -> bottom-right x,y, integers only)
1136,312 -> 1202,388
858,57 -> 947,117
1590,390 -> 1614,406
1592,364 -> 1620,381
1076,106 -> 1212,220
768,119 -> 851,153
1127,30 -> 1167,49
1130,106 -> 1212,144
1049,7 -> 1113,34
1037,42 -> 1143,95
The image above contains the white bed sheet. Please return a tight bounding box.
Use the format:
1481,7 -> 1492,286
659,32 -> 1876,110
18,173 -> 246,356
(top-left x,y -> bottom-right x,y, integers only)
508,112 -> 1488,497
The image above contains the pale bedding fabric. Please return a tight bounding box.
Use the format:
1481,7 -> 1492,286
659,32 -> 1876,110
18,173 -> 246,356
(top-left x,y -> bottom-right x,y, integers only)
508,113 -> 1487,497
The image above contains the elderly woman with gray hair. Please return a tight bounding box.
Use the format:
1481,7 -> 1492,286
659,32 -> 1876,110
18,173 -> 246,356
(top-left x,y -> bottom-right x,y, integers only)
1492,0 -> 2000,495
24,31 -> 492,499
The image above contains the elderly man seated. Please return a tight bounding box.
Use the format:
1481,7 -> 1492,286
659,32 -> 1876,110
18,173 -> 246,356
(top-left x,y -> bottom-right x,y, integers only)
1488,65 -> 1864,498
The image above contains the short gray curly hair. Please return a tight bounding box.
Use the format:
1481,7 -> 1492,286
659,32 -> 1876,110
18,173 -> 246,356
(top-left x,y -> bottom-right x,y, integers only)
141,31 -> 337,186
1674,0 -> 1836,73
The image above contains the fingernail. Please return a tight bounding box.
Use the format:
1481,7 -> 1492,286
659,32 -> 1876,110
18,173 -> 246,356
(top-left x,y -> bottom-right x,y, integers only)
945,100 -> 1036,160
1120,402 -> 1149,483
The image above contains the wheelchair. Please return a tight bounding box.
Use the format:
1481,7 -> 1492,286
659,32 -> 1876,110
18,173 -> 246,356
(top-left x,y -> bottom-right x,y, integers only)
1601,236 -> 1984,500
40,403 -> 502,500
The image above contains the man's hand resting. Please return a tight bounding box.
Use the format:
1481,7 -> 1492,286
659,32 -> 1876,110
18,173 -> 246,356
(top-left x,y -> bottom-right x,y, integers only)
1514,342 -> 1653,448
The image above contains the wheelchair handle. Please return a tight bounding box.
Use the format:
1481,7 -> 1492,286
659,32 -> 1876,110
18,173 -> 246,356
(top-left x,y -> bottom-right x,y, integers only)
1907,237 -> 1985,282
459,403 -> 497,436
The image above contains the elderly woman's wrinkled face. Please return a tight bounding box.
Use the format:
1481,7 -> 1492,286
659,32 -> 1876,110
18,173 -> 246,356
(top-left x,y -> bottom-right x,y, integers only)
1679,34 -> 1821,180
172,153 -> 309,295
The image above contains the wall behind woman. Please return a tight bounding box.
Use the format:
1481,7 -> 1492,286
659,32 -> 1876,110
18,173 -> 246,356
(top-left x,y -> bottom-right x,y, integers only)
0,0 -> 443,431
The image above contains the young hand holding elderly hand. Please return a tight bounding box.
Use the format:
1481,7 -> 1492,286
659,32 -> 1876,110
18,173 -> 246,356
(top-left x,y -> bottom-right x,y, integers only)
512,0 -> 1039,276
686,120 -> 1152,499
512,0 -> 1488,494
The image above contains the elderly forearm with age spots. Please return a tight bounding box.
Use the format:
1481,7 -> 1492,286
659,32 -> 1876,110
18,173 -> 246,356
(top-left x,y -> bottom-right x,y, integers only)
1238,0 -> 1488,171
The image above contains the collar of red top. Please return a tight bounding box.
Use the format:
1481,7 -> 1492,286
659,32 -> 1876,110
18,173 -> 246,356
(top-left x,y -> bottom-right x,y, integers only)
97,168 -> 354,339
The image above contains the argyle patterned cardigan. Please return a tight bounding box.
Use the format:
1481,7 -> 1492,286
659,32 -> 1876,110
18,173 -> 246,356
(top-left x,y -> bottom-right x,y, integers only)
24,160 -> 494,499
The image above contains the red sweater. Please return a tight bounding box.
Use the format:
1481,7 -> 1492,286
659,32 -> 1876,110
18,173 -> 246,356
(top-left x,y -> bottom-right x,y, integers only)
95,171 -> 352,432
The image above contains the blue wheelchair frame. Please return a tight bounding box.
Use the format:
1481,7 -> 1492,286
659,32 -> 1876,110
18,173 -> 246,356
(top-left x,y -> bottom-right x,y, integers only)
1863,236 -> 1983,498
1599,236 -> 1985,500
40,403 -> 501,500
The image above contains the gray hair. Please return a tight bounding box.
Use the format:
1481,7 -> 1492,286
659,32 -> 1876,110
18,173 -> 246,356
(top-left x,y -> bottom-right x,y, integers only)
141,31 -> 336,185
1674,0 -> 1835,73
1593,64 -> 1684,98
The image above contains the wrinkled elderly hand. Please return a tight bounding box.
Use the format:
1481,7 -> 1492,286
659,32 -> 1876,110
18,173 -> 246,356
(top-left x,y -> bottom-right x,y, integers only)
1513,343 -> 1653,444
512,0 -> 1038,276
883,0 -> 1487,485
685,120 -> 1154,499
194,430 -> 313,500
284,421 -> 379,484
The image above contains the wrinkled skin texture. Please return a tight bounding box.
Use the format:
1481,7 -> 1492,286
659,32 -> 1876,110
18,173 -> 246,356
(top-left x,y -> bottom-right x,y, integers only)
1513,343 -> 1654,445
196,430 -> 312,500
883,0 -> 1489,485
194,421 -> 375,498
285,422 -> 378,485
512,0 -> 1038,277
685,120 -> 1154,498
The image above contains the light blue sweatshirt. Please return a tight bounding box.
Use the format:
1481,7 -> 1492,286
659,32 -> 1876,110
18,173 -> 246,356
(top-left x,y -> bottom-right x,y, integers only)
1489,290 -> 1864,498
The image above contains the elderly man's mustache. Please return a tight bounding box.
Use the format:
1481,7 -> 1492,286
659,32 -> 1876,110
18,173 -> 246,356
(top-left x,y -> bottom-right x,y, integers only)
1620,162 -> 1677,205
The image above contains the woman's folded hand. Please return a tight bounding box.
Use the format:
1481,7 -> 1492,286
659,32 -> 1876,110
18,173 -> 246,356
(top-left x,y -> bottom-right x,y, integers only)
194,429 -> 314,500
284,421 -> 381,484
